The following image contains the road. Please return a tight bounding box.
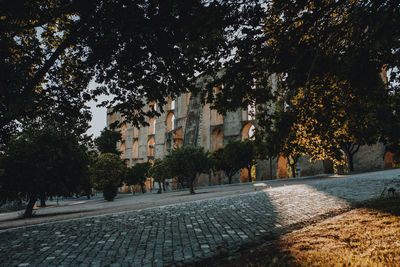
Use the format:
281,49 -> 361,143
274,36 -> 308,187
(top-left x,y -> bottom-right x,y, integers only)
1,169 -> 399,266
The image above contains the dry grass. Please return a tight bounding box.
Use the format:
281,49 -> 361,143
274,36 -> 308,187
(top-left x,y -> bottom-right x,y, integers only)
214,197 -> 400,267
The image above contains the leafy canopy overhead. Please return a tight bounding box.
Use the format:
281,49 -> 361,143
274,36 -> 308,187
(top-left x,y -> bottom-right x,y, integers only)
1,0 -> 266,144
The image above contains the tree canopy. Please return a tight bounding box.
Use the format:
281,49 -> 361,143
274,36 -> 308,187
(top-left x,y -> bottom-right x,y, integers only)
211,140 -> 256,184
249,1 -> 400,171
165,146 -> 209,194
148,159 -> 170,193
91,153 -> 126,201
1,0 -> 265,144
2,0 -> 399,172
124,162 -> 152,193
94,127 -> 122,155
0,123 -> 90,217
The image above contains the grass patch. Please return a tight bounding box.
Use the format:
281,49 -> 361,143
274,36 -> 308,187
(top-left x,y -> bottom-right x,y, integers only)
210,197 -> 400,266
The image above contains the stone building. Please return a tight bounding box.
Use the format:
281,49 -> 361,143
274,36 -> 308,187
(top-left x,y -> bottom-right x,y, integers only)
107,76 -> 392,188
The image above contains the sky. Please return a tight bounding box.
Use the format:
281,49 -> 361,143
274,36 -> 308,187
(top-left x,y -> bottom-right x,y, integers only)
85,81 -> 113,138
86,98 -> 107,138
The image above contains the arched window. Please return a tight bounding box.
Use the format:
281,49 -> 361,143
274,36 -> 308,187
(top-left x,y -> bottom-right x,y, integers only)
166,112 -> 175,132
241,122 -> 255,140
248,125 -> 255,139
173,128 -> 183,148
148,118 -> 156,135
132,140 -> 138,159
133,127 -> 139,138
121,124 -> 127,140
211,128 -> 223,151
147,137 -> 155,157
211,109 -> 223,125
167,97 -> 175,110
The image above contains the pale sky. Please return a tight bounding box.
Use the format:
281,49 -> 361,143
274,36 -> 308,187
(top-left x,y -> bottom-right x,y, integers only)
85,81 -> 113,138
86,98 -> 107,138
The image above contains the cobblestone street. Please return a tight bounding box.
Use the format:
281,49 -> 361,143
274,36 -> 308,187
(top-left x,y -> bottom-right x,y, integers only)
1,169 -> 400,266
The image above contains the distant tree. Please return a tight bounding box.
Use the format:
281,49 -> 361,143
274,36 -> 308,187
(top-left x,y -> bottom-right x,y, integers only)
1,124 -> 90,217
211,140 -> 256,184
240,139 -> 257,182
165,146 -> 209,194
125,162 -> 152,194
91,153 -> 126,201
94,128 -> 122,155
148,159 -> 169,194
210,147 -> 232,184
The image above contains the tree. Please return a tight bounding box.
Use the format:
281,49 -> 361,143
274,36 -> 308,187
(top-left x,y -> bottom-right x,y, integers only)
1,124 -> 90,217
206,1 -> 400,170
240,139 -> 257,182
124,162 -> 152,194
211,140 -> 256,184
148,159 -> 169,194
289,74 -> 392,171
91,153 -> 126,201
94,128 -> 122,155
165,146 -> 209,194
1,0 -> 264,145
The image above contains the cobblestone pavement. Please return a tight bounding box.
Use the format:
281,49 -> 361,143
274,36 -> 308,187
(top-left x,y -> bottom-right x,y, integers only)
1,170 -> 400,266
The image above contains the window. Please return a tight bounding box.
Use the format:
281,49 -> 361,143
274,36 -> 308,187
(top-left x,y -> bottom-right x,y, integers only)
211,128 -> 223,151
241,123 -> 255,140
148,118 -> 156,135
211,109 -> 223,125
147,137 -> 155,157
132,141 -> 138,158
166,112 -> 175,132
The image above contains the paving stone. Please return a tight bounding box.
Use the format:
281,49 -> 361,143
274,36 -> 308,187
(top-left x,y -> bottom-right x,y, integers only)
1,172 -> 399,266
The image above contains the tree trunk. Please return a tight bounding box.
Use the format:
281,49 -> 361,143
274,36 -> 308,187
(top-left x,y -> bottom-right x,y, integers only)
140,183 -> 146,193
189,177 -> 195,194
288,163 -> 296,178
348,153 -> 354,172
24,196 -> 37,218
39,194 -> 46,207
247,167 -> 252,183
157,182 -> 162,194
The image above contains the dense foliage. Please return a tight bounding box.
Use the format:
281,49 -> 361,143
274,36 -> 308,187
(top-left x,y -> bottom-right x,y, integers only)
94,128 -> 122,155
250,1 -> 400,171
210,140 -> 256,184
124,162 -> 152,193
165,146 -> 209,194
91,153 -> 126,201
148,159 -> 170,194
2,0 -> 399,174
1,0 -> 263,145
0,124 -> 90,217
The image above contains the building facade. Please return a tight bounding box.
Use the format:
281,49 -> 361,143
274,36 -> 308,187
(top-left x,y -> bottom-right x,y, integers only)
107,77 -> 392,188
